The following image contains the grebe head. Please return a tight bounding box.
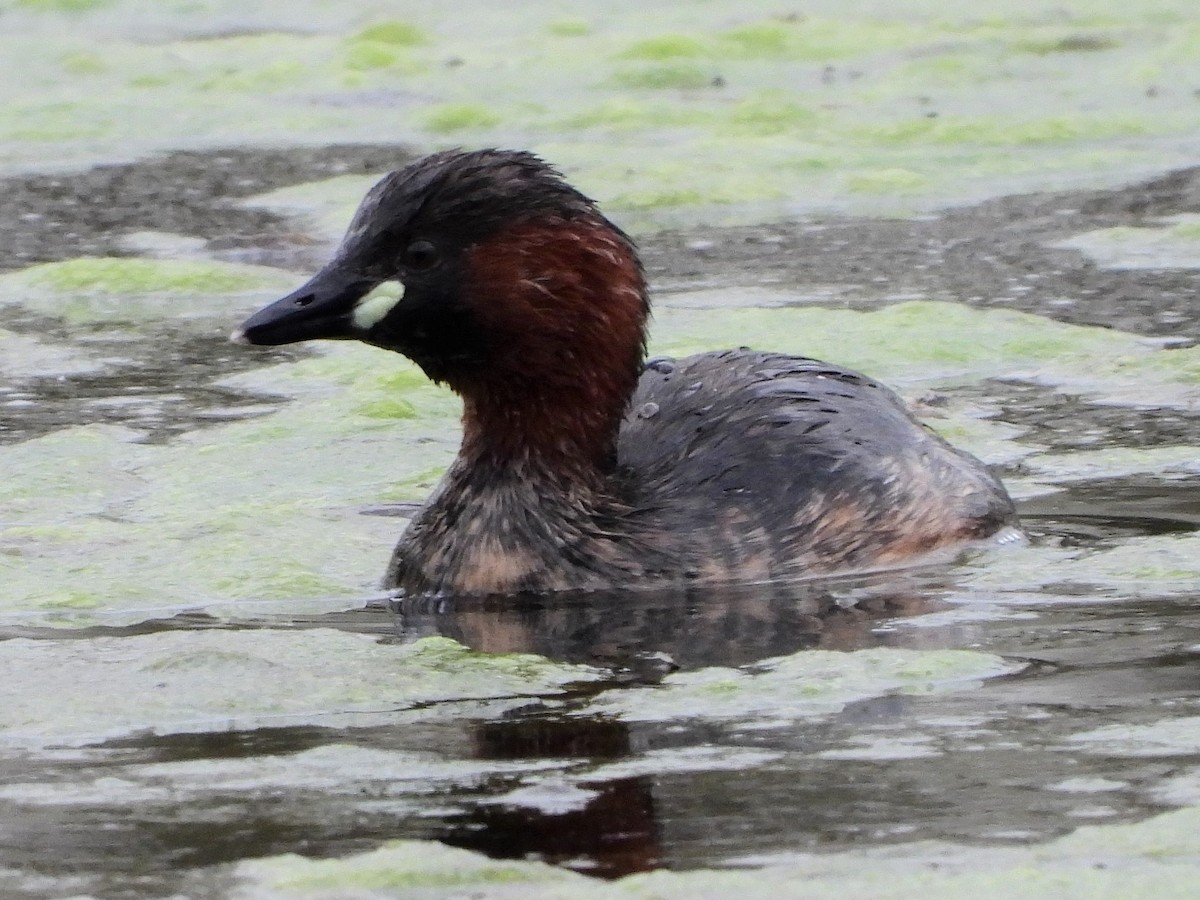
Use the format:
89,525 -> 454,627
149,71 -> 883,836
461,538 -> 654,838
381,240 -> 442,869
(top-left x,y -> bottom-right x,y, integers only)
234,149 -> 649,470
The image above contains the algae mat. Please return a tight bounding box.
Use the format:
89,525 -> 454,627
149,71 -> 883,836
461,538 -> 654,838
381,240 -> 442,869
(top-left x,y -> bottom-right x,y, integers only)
2,0 -> 1200,223
3,0 -> 1200,898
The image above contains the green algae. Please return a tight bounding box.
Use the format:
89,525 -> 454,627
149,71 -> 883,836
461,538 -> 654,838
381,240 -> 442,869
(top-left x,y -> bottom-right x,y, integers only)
654,297 -> 1200,428
1060,534 -> 1200,591
0,342 -> 465,619
613,17 -> 932,65
237,841 -> 577,897
1,0 -> 1198,223
1028,445 -> 1200,482
547,18 -> 590,38
240,173 -> 381,246
266,861 -> 535,892
594,158 -> 787,211
586,647 -> 1021,724
14,0 -> 109,9
0,631 -> 600,749
351,21 -> 427,47
0,257 -> 295,325
354,396 -> 418,420
15,257 -> 280,294
1012,33 -> 1121,54
59,50 -> 104,74
720,22 -> 796,58
846,167 -> 929,194
1070,717 -> 1200,757
169,33 -> 340,92
210,568 -> 349,602
621,35 -> 707,60
724,92 -> 823,136
719,18 -> 927,61
1054,219 -> 1200,270
0,10 -> 1195,630
913,401 -> 1033,468
224,804 -> 1200,899
616,185 -> 705,209
199,59 -> 308,93
960,530 -> 1200,597
401,635 -> 587,684
40,591 -> 102,609
0,424 -> 148,519
0,743 -> 567,808
0,99 -> 114,142
1150,769 -> 1200,807
5,301 -> 1200,624
342,44 -> 392,71
610,62 -> 715,90
7,5 -> 1200,896
655,300 -> 1136,386
848,113 -> 1149,148
563,98 -> 714,131
342,42 -> 418,73
423,102 -> 501,133
1171,222 -> 1200,240
0,327 -> 103,377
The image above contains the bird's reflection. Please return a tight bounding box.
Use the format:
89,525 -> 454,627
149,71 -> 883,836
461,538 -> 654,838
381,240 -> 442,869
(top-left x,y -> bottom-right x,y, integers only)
443,773 -> 661,878
392,567 -> 953,673
389,568 -> 957,878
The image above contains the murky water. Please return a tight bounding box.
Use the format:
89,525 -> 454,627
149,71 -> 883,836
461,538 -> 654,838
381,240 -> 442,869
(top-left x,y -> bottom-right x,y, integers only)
3,140 -> 1200,898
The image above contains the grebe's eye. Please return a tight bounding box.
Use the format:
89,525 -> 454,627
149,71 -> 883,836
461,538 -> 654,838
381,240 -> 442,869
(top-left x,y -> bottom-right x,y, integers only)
403,239 -> 440,271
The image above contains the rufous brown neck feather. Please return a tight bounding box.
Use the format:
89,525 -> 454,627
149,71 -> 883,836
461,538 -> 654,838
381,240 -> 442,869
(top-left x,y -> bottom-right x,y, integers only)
450,215 -> 647,476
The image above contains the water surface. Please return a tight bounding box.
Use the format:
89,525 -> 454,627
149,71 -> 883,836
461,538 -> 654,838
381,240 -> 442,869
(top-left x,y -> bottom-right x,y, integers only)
4,3 -> 1200,898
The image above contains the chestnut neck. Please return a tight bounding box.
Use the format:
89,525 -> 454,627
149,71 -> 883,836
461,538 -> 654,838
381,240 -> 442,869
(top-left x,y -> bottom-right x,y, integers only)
449,215 -> 648,483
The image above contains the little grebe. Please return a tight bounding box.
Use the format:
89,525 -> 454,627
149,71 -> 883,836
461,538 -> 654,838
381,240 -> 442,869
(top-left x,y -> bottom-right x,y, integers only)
233,149 -> 1017,596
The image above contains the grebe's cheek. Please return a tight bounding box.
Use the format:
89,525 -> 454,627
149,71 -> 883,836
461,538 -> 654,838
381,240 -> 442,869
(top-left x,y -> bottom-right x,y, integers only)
351,282 -> 406,331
